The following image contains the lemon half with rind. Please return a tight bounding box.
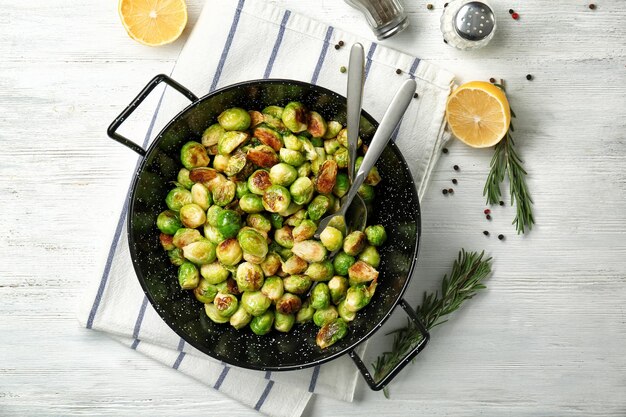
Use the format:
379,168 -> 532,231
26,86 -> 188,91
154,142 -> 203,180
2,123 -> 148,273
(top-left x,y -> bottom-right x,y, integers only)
445,81 -> 511,148
119,0 -> 188,47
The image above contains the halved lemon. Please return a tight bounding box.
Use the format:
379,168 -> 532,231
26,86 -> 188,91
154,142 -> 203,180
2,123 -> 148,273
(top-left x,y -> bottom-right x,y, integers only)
445,81 -> 511,148
119,0 -> 188,47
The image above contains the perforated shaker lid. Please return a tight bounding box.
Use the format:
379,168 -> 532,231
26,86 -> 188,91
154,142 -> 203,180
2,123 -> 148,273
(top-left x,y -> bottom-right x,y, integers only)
454,2 -> 495,41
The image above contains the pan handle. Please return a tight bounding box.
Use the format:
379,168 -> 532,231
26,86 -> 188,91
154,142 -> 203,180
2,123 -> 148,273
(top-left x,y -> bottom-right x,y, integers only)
107,74 -> 199,156
348,298 -> 430,391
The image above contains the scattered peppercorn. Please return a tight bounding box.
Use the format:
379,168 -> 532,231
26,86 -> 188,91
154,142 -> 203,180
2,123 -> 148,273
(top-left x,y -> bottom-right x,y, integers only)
340,66 -> 347,73
511,12 -> 520,20
483,231 -> 489,236
334,44 -> 340,50
448,188 -> 454,194
395,68 -> 402,74
486,214 -> 492,220
484,209 -> 491,215
444,2 -> 448,7
509,9 -> 514,14
499,200 -> 505,206
338,40 -> 345,46
442,189 -> 448,195
427,3 -> 434,10
443,39 -> 448,44
489,77 -> 496,83
526,74 -> 533,81
498,234 -> 505,240
452,178 -> 457,184
588,3 -> 596,9
442,147 -> 449,154
413,93 -> 419,99
453,164 -> 459,171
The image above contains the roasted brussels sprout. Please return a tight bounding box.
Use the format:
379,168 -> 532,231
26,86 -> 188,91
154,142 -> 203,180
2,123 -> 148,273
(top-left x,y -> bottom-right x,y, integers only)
279,202 -> 303,218
260,252 -> 282,276
323,138 -> 341,155
275,293 -> 302,315
365,224 -> 387,247
327,215 -> 347,236
204,224 -> 226,245
177,168 -> 194,189
194,279 -> 218,303
333,251 -> 355,276
229,305 -> 253,329
235,261 -> 265,292
269,163 -> 298,186
343,231 -> 367,256
279,148 -> 306,167
274,311 -> 295,333
310,147 -> 326,175
237,194 -> 262,214
282,255 -> 308,275
292,219 -> 316,242
292,240 -> 327,263
315,160 -> 338,194
166,187 -> 193,212
297,161 -> 311,178
212,180 -> 236,206
215,209 -> 242,238
160,233 -> 175,251
289,177 -> 314,205
333,146 -> 349,169
200,261 -> 230,284
313,305 -> 338,327
311,282 -> 331,310
344,281 -> 377,313
296,299 -> 315,323
225,151 -> 247,176
237,227 -> 268,260
206,205 -> 223,226
250,310 -> 274,335
179,204 -> 207,229
305,260 -> 334,282
348,260 -> 379,285
182,239 -> 216,265
337,299 -> 356,321
247,144 -> 280,168
189,167 -> 219,186
181,141 -> 210,169
320,226 -> 343,251
216,238 -> 243,266
358,183 -> 375,203
332,172 -> 350,199
284,208 -> 306,227
202,124 -> 225,147
283,134 -> 302,151
173,228 -> 202,249
253,126 -> 283,151
262,105 -> 284,119
178,262 -> 200,290
323,120 -> 343,139
365,166 -> 381,186
218,107 -> 251,131
168,247 -> 185,266
218,131 -> 249,155
247,169 -> 272,195
358,245 -> 381,268
281,102 -> 308,133
307,111 -> 327,138
262,185 -> 291,213
241,291 -> 272,316
213,292 -> 239,317
235,180 -> 250,198
306,195 -> 328,221
157,210 -> 182,235
190,183 -> 212,211
260,275 -> 284,303
269,212 -> 283,229
246,213 -> 271,233
316,318 -> 348,349
328,276 -> 349,305
213,154 -> 229,172
205,303 -> 229,324
249,110 -> 264,128
282,275 -> 312,295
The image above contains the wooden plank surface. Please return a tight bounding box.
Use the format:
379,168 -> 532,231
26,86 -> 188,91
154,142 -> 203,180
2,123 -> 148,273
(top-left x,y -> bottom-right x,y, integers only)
1,0 -> 625,416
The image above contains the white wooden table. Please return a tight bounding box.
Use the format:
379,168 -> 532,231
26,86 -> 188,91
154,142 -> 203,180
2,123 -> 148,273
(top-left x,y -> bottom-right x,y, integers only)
2,0 -> 625,415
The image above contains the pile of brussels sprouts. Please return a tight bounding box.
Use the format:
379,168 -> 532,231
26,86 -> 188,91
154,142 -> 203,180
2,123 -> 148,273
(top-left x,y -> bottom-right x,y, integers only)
156,102 -> 387,349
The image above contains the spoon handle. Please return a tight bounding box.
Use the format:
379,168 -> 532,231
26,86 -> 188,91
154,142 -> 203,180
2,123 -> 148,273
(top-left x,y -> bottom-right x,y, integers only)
343,78 -> 416,210
347,43 -> 365,182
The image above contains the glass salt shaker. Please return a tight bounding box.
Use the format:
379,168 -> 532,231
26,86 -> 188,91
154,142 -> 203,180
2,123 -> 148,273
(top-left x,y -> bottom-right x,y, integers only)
345,0 -> 409,40
440,0 -> 496,50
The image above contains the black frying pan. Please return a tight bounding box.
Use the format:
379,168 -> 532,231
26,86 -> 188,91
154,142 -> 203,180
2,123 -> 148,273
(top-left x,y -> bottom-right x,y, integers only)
108,75 -> 429,390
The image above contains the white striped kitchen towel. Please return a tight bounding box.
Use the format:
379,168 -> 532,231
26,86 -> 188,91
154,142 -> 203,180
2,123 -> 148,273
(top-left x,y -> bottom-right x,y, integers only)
78,0 -> 454,416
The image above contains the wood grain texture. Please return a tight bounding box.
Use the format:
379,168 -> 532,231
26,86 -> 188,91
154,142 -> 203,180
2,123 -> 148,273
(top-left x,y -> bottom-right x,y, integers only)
0,0 -> 625,416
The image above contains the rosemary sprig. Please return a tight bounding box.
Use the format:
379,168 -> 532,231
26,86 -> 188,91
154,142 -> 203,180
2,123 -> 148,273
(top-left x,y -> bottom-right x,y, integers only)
372,250 -> 492,398
483,84 -> 534,234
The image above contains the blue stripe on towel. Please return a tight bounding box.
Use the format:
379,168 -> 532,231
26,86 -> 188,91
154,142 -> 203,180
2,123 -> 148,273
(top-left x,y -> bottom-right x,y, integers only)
364,42 -> 377,81
172,351 -> 186,370
254,380 -> 274,411
210,0 -> 245,92
132,296 -> 148,339
85,83 -> 169,329
264,370 -> 272,379
311,26 -> 334,85
214,366 -> 231,390
177,338 -> 186,351
130,339 -> 140,350
308,365 -> 321,392
264,10 -> 291,79
391,57 -> 420,142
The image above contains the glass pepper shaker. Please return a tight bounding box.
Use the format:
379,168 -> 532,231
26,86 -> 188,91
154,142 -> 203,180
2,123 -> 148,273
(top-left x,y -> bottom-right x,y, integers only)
345,0 -> 409,40
440,0 -> 496,50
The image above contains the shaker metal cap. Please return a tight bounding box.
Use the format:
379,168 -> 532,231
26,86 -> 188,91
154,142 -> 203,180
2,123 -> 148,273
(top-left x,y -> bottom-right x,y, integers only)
454,2 -> 494,41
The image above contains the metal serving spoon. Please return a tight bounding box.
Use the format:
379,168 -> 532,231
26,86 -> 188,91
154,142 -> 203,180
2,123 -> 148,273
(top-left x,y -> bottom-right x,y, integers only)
315,78 -> 417,239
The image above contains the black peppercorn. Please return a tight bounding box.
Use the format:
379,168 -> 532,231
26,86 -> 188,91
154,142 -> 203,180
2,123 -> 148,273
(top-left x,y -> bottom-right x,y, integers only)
498,234 -> 505,240
442,189 -> 448,195
452,179 -> 457,184
489,77 -> 496,83
427,3 -> 434,10
499,200 -> 505,206
413,93 -> 419,99
443,39 -> 448,44
453,165 -> 459,171
448,188 -> 454,194
396,68 -> 402,74
588,3 -> 596,9
526,74 -> 533,81
442,147 -> 449,154
444,2 -> 448,7
508,8 -> 514,14
483,231 -> 489,236
338,40 -> 345,46
486,214 -> 491,220
334,44 -> 340,50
